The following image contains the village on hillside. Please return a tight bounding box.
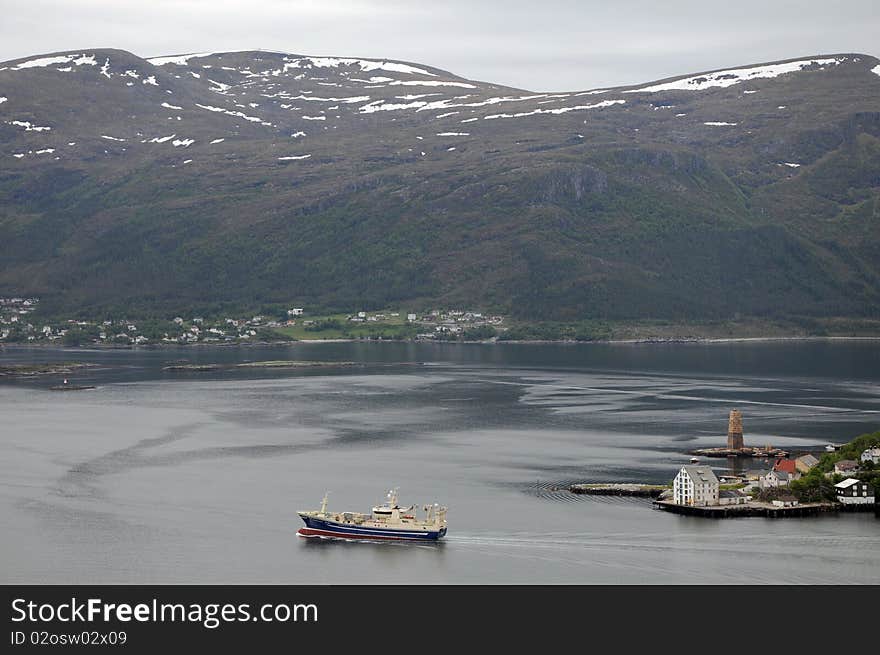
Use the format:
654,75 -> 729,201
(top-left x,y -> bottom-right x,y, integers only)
0,298 -> 506,345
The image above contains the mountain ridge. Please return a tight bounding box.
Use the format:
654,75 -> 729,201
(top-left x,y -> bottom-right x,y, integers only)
1,48 -> 879,321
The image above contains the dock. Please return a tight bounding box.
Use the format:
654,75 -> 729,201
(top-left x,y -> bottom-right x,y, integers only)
570,483 -> 667,498
653,500 -> 877,518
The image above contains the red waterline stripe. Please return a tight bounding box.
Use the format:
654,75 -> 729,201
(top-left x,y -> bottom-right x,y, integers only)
297,527 -> 425,541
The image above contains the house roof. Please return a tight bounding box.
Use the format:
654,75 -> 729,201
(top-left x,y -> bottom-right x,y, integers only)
719,489 -> 744,498
835,460 -> 858,469
834,478 -> 861,489
776,495 -> 798,502
796,454 -> 819,467
681,466 -> 719,485
773,459 -> 797,474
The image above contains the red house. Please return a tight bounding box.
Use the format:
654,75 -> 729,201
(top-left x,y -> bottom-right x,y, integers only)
772,458 -> 798,475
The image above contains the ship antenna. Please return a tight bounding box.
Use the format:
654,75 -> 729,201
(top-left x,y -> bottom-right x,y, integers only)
320,491 -> 330,514
388,487 -> 399,507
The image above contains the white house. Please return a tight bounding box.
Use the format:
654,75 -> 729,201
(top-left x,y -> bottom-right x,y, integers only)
673,466 -> 720,506
860,448 -> 880,465
288,308 -> 304,316
759,469 -> 793,489
407,313 -> 417,322
834,478 -> 875,504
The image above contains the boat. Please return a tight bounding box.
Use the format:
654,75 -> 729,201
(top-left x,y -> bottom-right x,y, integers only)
690,456 -> 700,463
297,488 -> 447,541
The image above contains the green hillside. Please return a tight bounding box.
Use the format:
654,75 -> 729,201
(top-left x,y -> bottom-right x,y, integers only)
1,50 -> 878,323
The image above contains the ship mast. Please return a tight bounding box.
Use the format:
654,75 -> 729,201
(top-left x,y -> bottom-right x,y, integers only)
320,492 -> 329,514
387,488 -> 399,508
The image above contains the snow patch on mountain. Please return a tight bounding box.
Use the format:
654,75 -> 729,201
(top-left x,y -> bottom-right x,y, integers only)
11,54 -> 96,70
389,80 -> 475,88
278,154 -> 311,160
195,103 -> 272,126
872,65 -> 880,77
704,121 -> 738,126
395,93 -> 442,100
283,57 -> 435,77
148,53 -> 216,66
483,99 -> 625,120
8,120 -> 51,131
290,95 -> 371,104
358,93 -> 554,115
161,102 -> 183,110
625,57 -> 844,93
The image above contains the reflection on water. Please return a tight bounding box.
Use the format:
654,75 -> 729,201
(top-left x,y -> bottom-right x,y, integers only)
1,341 -> 878,583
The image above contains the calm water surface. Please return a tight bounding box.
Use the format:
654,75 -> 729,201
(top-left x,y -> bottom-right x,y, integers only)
1,341 -> 878,583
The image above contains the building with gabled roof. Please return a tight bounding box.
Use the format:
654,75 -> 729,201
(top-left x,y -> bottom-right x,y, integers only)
673,466 -> 720,507
795,454 -> 819,474
834,478 -> 874,504
834,460 -> 859,475
773,458 -> 798,475
760,469 -> 794,489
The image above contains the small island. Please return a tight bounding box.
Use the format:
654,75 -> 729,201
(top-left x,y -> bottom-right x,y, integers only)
162,360 -> 360,371
691,409 -> 788,458
0,362 -> 97,378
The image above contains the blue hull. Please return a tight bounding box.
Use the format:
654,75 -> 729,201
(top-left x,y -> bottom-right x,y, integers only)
299,516 -> 446,541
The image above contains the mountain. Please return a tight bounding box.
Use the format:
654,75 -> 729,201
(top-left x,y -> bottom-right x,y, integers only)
1,49 -> 879,321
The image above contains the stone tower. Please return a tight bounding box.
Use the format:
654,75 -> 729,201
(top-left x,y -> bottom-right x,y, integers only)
727,409 -> 744,450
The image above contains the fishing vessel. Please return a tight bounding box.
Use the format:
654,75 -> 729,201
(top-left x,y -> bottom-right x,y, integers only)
297,489 -> 447,541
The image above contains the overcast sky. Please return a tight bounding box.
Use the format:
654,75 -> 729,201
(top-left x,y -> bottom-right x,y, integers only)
2,0 -> 878,91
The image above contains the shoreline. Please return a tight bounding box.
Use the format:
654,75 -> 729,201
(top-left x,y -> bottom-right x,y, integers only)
3,335 -> 880,350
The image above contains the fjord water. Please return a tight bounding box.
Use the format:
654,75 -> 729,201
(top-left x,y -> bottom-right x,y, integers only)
1,341 -> 878,584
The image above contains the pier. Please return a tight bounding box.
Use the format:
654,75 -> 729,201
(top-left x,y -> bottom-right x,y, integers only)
569,483 -> 667,498
653,500 -> 877,518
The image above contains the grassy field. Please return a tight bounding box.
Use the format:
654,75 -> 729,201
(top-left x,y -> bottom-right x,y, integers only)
271,313 -> 420,340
